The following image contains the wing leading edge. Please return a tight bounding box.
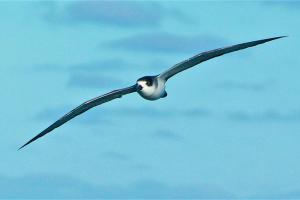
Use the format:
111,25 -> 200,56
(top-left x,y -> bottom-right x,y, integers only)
158,36 -> 286,81
19,84 -> 137,150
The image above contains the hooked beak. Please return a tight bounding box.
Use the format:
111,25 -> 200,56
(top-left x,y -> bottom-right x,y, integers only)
137,84 -> 143,91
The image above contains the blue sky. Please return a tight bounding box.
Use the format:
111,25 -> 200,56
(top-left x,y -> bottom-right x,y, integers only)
1,1 -> 299,198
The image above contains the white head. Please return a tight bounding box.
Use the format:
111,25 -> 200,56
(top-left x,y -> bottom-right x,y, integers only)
136,76 -> 156,99
136,76 -> 166,100
137,76 -> 153,88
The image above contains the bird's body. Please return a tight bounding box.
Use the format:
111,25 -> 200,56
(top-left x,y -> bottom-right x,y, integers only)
136,76 -> 166,100
19,36 -> 286,149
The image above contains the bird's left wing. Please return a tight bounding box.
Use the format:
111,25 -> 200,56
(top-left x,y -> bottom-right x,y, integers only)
19,84 -> 137,150
158,36 -> 286,81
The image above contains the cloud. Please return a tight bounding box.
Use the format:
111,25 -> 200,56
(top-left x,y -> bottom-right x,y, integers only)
0,174 -> 99,198
65,1 -> 164,27
0,174 -> 235,198
151,130 -> 183,141
249,189 -> 300,199
101,151 -> 131,161
125,179 -> 235,199
68,59 -> 134,72
41,1 -> 187,27
35,59 -> 133,72
102,107 -> 211,119
34,104 -> 112,125
34,58 -> 170,74
67,73 -> 123,89
33,61 -> 134,90
262,1 -> 300,10
228,110 -> 300,122
108,32 -> 229,54
129,163 -> 152,171
182,108 -> 211,117
36,106 -> 211,124
215,80 -> 276,92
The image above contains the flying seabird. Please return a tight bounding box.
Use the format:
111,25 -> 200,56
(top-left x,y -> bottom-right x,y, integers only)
19,36 -> 285,149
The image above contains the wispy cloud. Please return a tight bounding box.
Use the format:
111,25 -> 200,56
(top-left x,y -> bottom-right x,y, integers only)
34,58 -> 170,74
108,32 -> 229,54
215,80 -> 276,92
67,73 -> 123,89
107,107 -> 211,118
101,151 -> 131,161
129,163 -> 152,171
0,175 -> 235,198
0,174 -> 99,198
228,110 -> 300,122
151,130 -> 183,141
68,59 -> 135,72
35,59 -> 133,72
249,188 -> 300,199
35,104 -> 112,125
41,1 -> 187,28
262,1 -> 300,10
36,106 -> 211,126
65,1 -> 163,27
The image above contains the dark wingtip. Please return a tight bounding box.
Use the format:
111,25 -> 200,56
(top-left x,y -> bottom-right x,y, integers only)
264,36 -> 287,42
18,145 -> 25,151
18,141 -> 31,150
18,146 -> 24,151
275,36 -> 288,39
252,36 -> 287,47
18,134 -> 42,150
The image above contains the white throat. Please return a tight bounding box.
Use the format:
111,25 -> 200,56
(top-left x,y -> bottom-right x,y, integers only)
137,77 -> 166,101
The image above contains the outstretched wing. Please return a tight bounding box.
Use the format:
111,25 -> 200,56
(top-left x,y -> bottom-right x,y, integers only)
19,84 -> 137,150
158,36 -> 286,81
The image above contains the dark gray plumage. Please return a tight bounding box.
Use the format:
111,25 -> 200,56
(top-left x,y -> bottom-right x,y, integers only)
158,36 -> 286,81
19,85 -> 137,150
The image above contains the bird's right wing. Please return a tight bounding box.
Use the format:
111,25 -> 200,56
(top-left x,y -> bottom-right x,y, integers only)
158,36 -> 286,81
19,84 -> 137,150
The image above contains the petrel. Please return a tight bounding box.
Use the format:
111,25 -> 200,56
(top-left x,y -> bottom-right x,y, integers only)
19,36 -> 285,149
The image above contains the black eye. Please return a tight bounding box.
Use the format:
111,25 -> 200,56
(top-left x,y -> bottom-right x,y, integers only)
146,80 -> 152,86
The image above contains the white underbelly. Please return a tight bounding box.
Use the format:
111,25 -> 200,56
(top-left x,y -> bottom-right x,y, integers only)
138,80 -> 165,100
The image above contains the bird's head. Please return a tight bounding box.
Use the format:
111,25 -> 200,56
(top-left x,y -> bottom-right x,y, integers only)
136,76 -> 154,91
